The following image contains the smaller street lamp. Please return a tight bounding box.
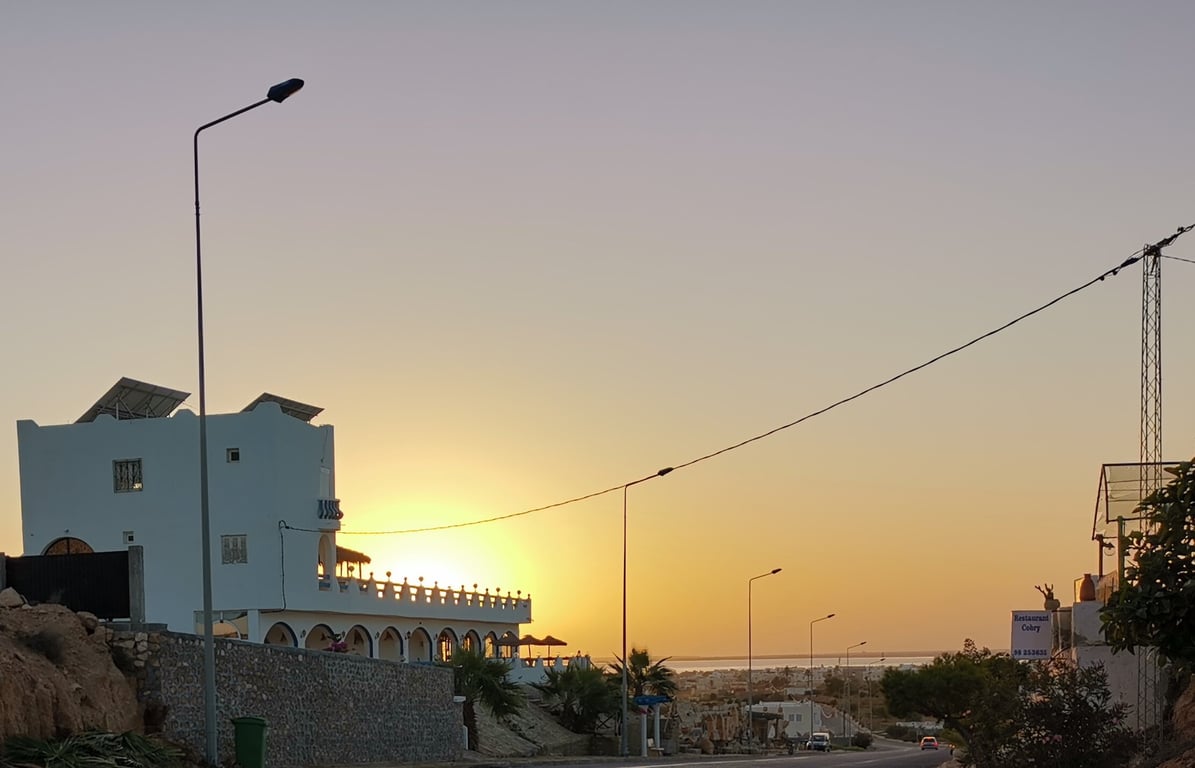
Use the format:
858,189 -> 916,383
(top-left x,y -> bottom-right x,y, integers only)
808,613 -> 835,747
746,568 -> 782,753
844,641 -> 867,739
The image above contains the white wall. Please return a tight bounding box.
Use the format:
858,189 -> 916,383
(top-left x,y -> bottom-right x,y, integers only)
17,401 -> 335,632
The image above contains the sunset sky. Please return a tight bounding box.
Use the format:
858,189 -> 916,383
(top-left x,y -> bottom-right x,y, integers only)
4,2 -> 1195,661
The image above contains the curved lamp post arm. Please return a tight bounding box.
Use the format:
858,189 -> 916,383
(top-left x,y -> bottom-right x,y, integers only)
192,76 -> 303,767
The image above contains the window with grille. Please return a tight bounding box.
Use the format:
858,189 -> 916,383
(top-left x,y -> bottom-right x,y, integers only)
113,459 -> 143,492
221,534 -> 248,564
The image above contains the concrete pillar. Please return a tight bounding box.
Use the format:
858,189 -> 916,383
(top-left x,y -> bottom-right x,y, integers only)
127,545 -> 145,628
640,709 -> 648,757
247,609 -> 261,642
0,552 -> 6,590
653,705 -> 661,751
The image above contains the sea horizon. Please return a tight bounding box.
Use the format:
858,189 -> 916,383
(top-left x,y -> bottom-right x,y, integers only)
587,650 -> 959,672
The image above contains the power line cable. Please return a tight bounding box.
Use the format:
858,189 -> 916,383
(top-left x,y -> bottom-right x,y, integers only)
325,227 -> 1191,537
1162,254 -> 1195,266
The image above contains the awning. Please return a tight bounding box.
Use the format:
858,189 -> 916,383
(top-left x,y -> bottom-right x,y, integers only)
318,499 -> 344,520
336,545 -> 371,564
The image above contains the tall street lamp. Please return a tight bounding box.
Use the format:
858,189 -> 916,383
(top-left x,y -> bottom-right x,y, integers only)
746,568 -> 782,753
193,77 -> 304,765
808,613 -> 835,746
620,466 -> 673,758
866,656 -> 886,733
844,641 -> 867,739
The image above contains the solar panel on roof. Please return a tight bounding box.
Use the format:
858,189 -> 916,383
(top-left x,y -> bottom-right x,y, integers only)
76,377 -> 191,423
241,393 -> 323,422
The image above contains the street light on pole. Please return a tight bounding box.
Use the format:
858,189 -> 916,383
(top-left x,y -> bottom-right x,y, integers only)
746,568 -> 782,754
844,641 -> 867,739
193,77 -> 304,765
866,656 -> 886,733
620,466 -> 673,758
808,613 -> 834,746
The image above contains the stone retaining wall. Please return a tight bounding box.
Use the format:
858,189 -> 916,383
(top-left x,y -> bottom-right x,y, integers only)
113,630 -> 461,767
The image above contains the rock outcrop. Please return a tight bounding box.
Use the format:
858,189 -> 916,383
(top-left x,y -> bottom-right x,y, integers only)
0,593 -> 141,740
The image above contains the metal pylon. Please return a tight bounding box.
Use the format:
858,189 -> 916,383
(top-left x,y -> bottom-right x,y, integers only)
1137,244 -> 1162,735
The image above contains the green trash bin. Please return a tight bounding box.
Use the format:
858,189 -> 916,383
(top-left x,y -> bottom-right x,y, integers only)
231,716 -> 269,768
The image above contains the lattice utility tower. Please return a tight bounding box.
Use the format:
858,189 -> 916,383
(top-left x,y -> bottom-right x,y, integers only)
1137,239 -> 1163,734
1135,224 -> 1193,735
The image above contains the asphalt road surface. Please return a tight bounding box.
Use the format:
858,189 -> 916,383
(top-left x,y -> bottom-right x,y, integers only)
523,741 -> 953,768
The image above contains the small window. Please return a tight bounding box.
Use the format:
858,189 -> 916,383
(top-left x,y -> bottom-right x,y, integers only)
226,448 -> 240,463
221,534 -> 248,564
123,530 -> 135,544
114,459 -> 143,493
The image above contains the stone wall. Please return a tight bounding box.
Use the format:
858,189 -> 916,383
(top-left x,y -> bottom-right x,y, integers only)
113,630 -> 462,767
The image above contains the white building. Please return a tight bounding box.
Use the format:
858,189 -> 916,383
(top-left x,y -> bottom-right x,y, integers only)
16,378 -> 580,672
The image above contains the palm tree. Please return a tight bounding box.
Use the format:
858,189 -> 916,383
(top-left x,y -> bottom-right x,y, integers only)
610,647 -> 677,698
533,664 -> 620,733
440,648 -> 524,750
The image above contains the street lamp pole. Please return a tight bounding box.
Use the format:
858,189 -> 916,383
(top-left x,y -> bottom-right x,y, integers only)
808,613 -> 834,746
746,568 -> 782,754
866,656 -> 886,733
844,641 -> 866,739
621,466 -> 673,758
193,77 -> 304,765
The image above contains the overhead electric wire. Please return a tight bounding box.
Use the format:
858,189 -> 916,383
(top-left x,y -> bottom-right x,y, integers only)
1162,254 -> 1195,266
308,227 -> 1190,538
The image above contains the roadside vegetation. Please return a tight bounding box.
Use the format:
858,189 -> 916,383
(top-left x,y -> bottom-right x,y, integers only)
1101,458 -> 1195,671
0,732 -> 182,768
882,641 -> 1137,768
439,649 -> 525,751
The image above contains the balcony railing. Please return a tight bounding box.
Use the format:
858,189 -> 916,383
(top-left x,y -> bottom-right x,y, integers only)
316,499 -> 343,530
313,573 -> 532,621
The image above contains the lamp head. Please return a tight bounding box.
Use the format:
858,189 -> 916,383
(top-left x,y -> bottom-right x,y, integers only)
267,78 -> 305,103
657,467 -> 674,477
826,613 -> 836,619
770,568 -> 782,575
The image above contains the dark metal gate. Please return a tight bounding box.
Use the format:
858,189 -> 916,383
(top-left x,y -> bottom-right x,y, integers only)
3,550 -> 131,619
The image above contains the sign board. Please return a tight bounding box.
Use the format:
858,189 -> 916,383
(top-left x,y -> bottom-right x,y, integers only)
633,695 -> 671,706
1010,610 -> 1052,660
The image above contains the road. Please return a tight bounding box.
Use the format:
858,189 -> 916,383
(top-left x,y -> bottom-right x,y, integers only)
506,742 -> 953,768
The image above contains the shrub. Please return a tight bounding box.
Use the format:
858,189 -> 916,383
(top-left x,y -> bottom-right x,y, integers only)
851,732 -> 873,749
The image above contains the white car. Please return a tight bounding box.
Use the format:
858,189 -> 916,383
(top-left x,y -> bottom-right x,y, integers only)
808,733 -> 832,752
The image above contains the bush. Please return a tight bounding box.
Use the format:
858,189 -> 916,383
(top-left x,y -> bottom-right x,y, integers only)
2,732 -> 182,768
19,629 -> 65,665
851,732 -> 873,749
885,724 -> 916,741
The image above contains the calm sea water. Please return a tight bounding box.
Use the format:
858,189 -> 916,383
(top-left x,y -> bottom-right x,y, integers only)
665,654 -> 938,672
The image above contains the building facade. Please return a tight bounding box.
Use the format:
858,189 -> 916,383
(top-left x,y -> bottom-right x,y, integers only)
16,378 -> 544,665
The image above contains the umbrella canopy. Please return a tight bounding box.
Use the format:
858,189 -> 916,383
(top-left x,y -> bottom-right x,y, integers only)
495,633 -> 521,647
541,634 -> 567,647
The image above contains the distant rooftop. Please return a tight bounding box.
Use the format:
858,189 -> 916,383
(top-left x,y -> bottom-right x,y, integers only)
77,377 -> 190,423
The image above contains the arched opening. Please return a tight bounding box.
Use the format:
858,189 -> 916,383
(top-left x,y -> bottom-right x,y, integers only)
305,623 -> 336,651
43,537 -> 94,555
437,628 -> 458,662
345,625 -> 372,657
264,622 -> 297,647
409,627 -> 433,663
484,632 -> 498,658
317,535 -> 334,579
461,630 -> 481,655
497,631 -> 518,659
379,627 -> 403,661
